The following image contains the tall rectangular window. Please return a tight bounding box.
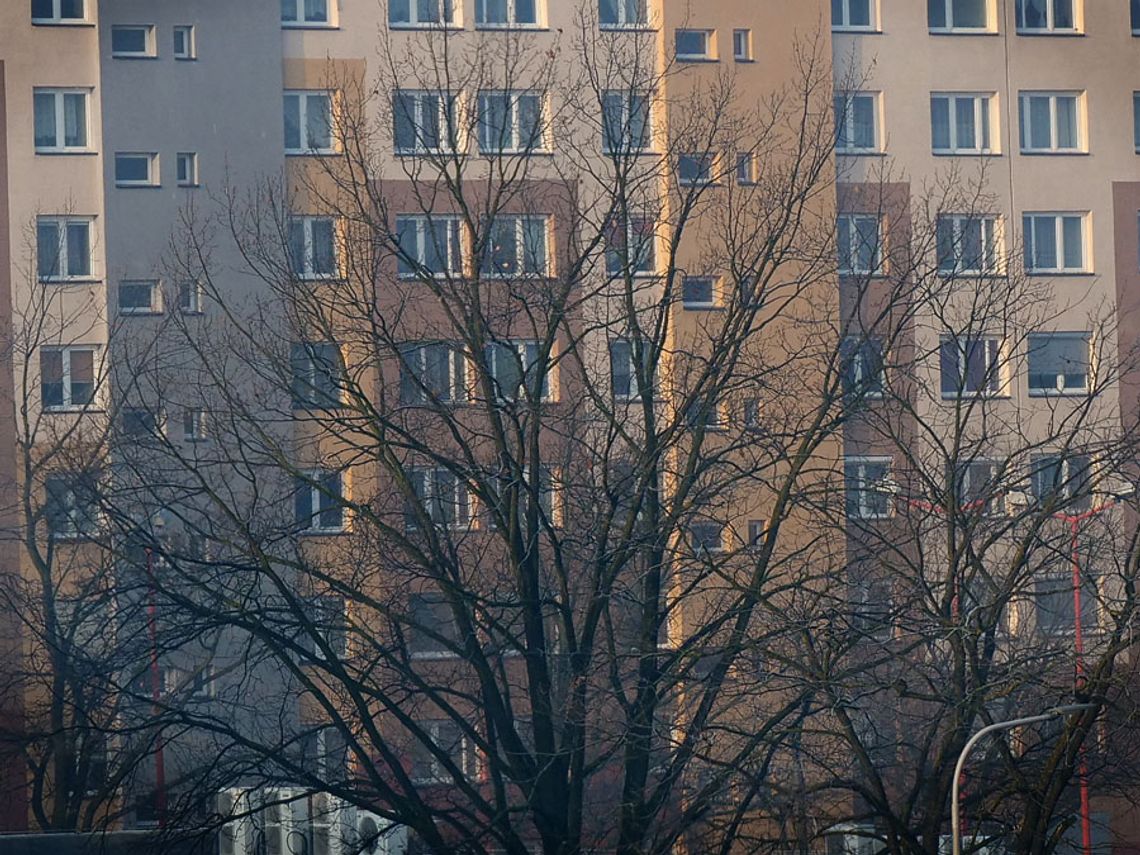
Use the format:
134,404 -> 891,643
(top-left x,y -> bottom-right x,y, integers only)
41,347 -> 97,410
114,152 -> 159,187
1015,0 -> 1077,32
389,0 -> 457,25
844,458 -> 892,519
930,93 -> 993,154
396,215 -> 463,278
477,91 -> 546,154
1027,332 -> 1090,395
399,343 -> 467,405
1018,92 -> 1083,153
32,0 -> 86,24
605,215 -> 656,275
928,0 -> 991,31
44,471 -> 100,538
480,216 -> 549,277
939,336 -> 1003,396
290,342 -> 343,409
832,0 -> 875,29
408,720 -> 474,784
172,25 -> 195,59
834,93 -> 879,153
484,341 -> 551,401
732,29 -> 753,61
288,216 -> 338,279
176,152 -> 199,187
599,0 -> 646,26
33,89 -> 88,152
610,338 -> 654,399
836,214 -> 881,275
1022,213 -> 1088,273
284,91 -> 334,154
407,593 -> 460,656
178,280 -> 204,314
294,471 -> 346,532
405,469 -> 471,529
281,0 -> 332,25
475,0 -> 540,26
394,91 -> 458,155
840,335 -> 885,399
1035,573 -> 1097,635
936,214 -> 1001,274
1133,93 -> 1140,153
110,25 -> 155,57
37,217 -> 93,281
1134,0 -> 1140,33
1030,453 -> 1091,510
601,91 -> 652,153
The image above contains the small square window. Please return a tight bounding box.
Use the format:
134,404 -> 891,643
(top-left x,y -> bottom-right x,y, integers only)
118,280 -> 160,315
675,29 -> 714,61
111,25 -> 156,58
176,152 -> 198,187
732,29 -> 753,61
688,520 -> 725,553
681,275 -> 717,309
173,25 -> 195,59
114,152 -> 159,187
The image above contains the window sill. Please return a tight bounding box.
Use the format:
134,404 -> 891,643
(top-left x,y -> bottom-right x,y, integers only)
295,274 -> 343,282
285,150 -> 340,157
682,304 -> 721,311
832,26 -> 882,34
940,392 -> 1010,400
111,54 -> 158,60
599,24 -> 656,32
478,149 -> 554,157
1027,389 -> 1089,398
44,407 -> 104,415
31,19 -> 95,26
409,651 -> 460,661
1018,150 -> 1088,156
114,183 -> 162,189
40,277 -> 101,285
836,150 -> 887,157
928,28 -> 999,36
297,528 -> 350,537
120,310 -> 163,317
35,148 -> 98,156
281,22 -> 340,29
931,150 -> 1000,157
936,270 -> 1006,278
1015,29 -> 1083,36
1025,269 -> 1093,277
474,23 -> 548,31
176,182 -> 200,189
173,55 -> 197,61
394,150 -> 461,157
676,56 -> 719,63
388,22 -> 463,31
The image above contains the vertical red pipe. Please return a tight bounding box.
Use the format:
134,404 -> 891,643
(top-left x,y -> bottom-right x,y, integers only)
1070,519 -> 1091,855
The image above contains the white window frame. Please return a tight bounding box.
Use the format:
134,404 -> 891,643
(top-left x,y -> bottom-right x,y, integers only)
44,472 -> 101,539
939,336 -> 1005,397
928,0 -> 996,32
1035,572 -> 1098,636
732,29 -> 753,61
1015,0 -> 1080,33
481,215 -> 550,278
396,215 -> 464,278
954,459 -> 1005,515
393,90 -> 459,155
1026,331 -> 1091,396
674,29 -> 714,61
681,275 -> 718,310
601,90 -> 653,154
688,519 -> 726,554
677,152 -> 716,186
735,152 -> 757,185
283,90 -> 335,155
930,93 -> 995,155
295,469 -> 347,533
845,457 -> 893,519
389,0 -> 460,26
832,0 -> 878,31
114,152 -> 159,187
836,213 -> 882,275
177,279 -> 204,313
37,217 -> 95,282
182,409 -> 208,443
41,346 -> 100,412
476,90 -> 548,154
599,0 -> 648,27
289,216 -> 339,280
610,337 -> 654,400
1018,91 -> 1084,153
33,88 -> 90,153
840,334 -> 886,399
281,0 -> 336,26
32,0 -> 88,24
485,340 -> 554,402
605,215 -> 657,276
399,342 -> 468,405
172,25 -> 196,59
1022,212 -> 1089,274
110,24 -> 156,58
834,92 -> 881,154
118,279 -> 161,315
176,152 -> 198,187
407,467 -> 472,530
474,0 -> 544,28
936,214 -> 1002,275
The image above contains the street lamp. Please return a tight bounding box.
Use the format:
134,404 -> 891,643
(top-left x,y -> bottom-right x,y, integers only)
951,704 -> 1095,855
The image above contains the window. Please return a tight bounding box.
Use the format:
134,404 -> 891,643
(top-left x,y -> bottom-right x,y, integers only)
41,347 -> 97,410
405,468 -> 471,529
840,335 -> 885,399
688,520 -> 725,553
291,342 -> 343,409
1018,92 -> 1083,153
120,407 -> 161,438
675,29 -> 714,60
178,280 -> 204,313
950,459 -> 1002,514
834,93 -> 879,153
44,471 -> 100,538
1134,0 -> 1140,34
930,93 -> 993,154
172,25 -> 195,59
836,214 -> 881,274
599,0 -> 647,26
484,340 -> 551,401
409,721 -> 475,784
681,276 -> 718,309
389,0 -> 458,25
114,152 -> 158,187
610,338 -> 654,399
281,0 -> 332,25
747,519 -> 766,547
288,216 -> 338,279
1022,213 -> 1088,273
399,342 -> 467,405
1015,0 -> 1077,32
845,457 -> 892,519
1133,93 -> 1139,152
605,215 -> 656,275
677,152 -> 715,186
283,91 -> 334,154
110,25 -> 155,57
602,91 -> 652,153
475,0 -> 541,27
936,214 -> 1001,274
928,0 -> 992,31
736,152 -> 757,185
176,152 -> 198,186
743,398 -> 760,429
1027,332 -> 1090,395
396,215 -> 463,277
480,215 -> 549,277
182,409 -> 208,442
732,29 -> 753,61
33,89 -> 89,152
394,91 -> 458,154
37,217 -> 93,281
118,280 -> 160,314
408,592 -> 461,656
477,91 -> 546,153
685,397 -> 722,430
1030,453 -> 1091,509
832,0 -> 876,29
294,471 -> 346,533
1035,572 -> 1097,635
31,0 -> 86,24
939,336 -> 1004,396
295,596 -> 347,659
